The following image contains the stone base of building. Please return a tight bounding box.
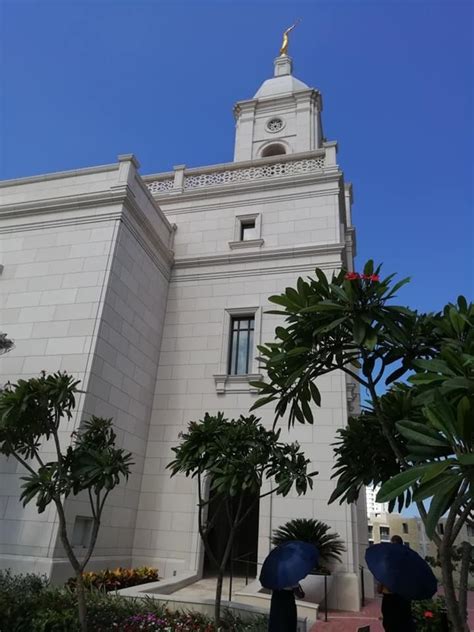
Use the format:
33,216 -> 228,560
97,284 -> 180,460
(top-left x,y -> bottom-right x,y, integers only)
327,572 -> 361,612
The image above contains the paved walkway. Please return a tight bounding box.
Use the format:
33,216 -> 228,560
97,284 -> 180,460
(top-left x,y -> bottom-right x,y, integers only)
309,592 -> 474,631
169,576 -> 248,601
165,578 -> 474,631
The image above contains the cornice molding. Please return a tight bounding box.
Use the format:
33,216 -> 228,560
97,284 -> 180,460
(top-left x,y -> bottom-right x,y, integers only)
0,183 -> 174,271
171,258 -> 343,283
174,242 -> 345,270
0,188 -> 129,221
0,163 -> 118,189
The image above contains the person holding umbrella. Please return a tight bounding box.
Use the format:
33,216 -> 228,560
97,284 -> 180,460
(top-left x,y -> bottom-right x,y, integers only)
260,540 -> 319,632
366,534 -> 437,632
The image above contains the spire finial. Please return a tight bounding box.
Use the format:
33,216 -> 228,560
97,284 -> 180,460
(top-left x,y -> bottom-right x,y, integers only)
279,19 -> 301,57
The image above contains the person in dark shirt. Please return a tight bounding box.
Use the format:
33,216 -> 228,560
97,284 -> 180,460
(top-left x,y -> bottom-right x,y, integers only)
268,583 -> 304,631
377,535 -> 415,632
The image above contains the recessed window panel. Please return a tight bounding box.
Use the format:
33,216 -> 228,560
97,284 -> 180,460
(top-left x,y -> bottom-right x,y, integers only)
240,219 -> 256,241
229,316 -> 255,375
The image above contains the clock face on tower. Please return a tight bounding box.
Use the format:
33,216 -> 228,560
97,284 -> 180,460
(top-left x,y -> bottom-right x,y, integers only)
266,117 -> 284,133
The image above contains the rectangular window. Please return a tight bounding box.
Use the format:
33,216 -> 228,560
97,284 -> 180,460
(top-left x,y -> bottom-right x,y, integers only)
402,522 -> 409,534
438,523 -> 444,535
229,316 -> 255,375
380,526 -> 390,541
72,516 -> 93,548
467,525 -> 474,538
240,219 -> 256,241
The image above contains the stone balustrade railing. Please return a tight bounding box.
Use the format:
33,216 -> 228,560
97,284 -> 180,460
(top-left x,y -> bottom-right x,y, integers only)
144,144 -> 337,195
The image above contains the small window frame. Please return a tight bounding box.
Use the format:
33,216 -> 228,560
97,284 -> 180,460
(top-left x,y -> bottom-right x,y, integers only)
213,307 -> 263,394
229,214 -> 263,250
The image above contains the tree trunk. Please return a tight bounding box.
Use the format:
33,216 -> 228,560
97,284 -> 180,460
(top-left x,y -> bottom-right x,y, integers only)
440,547 -> 468,632
54,500 -> 88,632
214,569 -> 225,626
458,541 -> 472,625
75,571 -> 88,632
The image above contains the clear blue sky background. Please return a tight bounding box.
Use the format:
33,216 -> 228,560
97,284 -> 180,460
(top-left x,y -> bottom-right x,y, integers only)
1,0 -> 472,312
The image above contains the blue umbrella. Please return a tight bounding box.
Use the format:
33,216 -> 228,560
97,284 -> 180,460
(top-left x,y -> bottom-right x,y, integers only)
260,541 -> 319,590
365,543 -> 437,601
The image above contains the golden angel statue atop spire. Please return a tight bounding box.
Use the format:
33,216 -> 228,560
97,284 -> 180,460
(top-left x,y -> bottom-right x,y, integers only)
279,19 -> 301,56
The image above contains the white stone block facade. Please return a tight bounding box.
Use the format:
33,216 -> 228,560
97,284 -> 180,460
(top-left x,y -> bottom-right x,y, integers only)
0,56 -> 366,609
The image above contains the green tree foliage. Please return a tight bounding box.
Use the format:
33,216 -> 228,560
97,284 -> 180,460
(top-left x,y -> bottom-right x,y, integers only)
168,413 -> 317,625
272,518 -> 345,572
0,332 -> 13,356
0,372 -> 133,632
252,261 -> 473,632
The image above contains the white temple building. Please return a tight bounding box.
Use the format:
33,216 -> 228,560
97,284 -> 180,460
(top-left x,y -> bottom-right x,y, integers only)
0,50 -> 368,610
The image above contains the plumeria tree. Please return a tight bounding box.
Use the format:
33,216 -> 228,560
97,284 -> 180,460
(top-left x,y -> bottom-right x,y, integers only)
0,372 -> 133,632
251,261 -> 473,632
168,413 -> 317,626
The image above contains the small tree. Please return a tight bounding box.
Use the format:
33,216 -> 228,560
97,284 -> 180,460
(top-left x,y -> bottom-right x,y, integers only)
0,372 -> 133,632
168,412 -> 317,626
252,261 -> 473,632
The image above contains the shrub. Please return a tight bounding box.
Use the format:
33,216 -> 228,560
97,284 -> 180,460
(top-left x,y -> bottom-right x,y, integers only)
0,570 -> 268,632
221,610 -> 268,631
412,597 -> 449,632
272,518 -> 345,573
67,566 -> 159,592
0,569 -> 50,632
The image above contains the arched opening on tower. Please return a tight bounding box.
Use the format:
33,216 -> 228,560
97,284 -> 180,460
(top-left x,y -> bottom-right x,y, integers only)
261,143 -> 287,158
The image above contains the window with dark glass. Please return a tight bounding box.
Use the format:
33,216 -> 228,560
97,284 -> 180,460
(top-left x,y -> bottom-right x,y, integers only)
229,316 -> 255,375
438,523 -> 444,535
380,526 -> 390,541
240,219 -> 256,241
402,522 -> 409,534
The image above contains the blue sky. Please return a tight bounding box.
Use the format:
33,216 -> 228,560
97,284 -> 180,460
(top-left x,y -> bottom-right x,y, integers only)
1,0 -> 472,311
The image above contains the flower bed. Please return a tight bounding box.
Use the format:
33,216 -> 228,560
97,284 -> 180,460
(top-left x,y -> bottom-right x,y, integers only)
66,566 -> 159,592
0,570 -> 267,631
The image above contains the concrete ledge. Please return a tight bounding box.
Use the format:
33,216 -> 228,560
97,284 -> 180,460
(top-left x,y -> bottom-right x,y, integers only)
117,571 -> 199,597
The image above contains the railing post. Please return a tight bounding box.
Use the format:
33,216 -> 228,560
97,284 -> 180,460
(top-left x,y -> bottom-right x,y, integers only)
324,574 -> 328,622
228,544 -> 234,603
322,140 -> 338,167
171,164 -> 186,193
360,565 -> 365,607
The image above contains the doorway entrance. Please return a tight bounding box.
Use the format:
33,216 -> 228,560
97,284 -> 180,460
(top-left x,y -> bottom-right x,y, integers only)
203,491 -> 259,579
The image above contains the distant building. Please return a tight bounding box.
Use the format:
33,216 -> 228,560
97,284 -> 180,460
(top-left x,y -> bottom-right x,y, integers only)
368,513 -> 474,560
365,485 -> 389,516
